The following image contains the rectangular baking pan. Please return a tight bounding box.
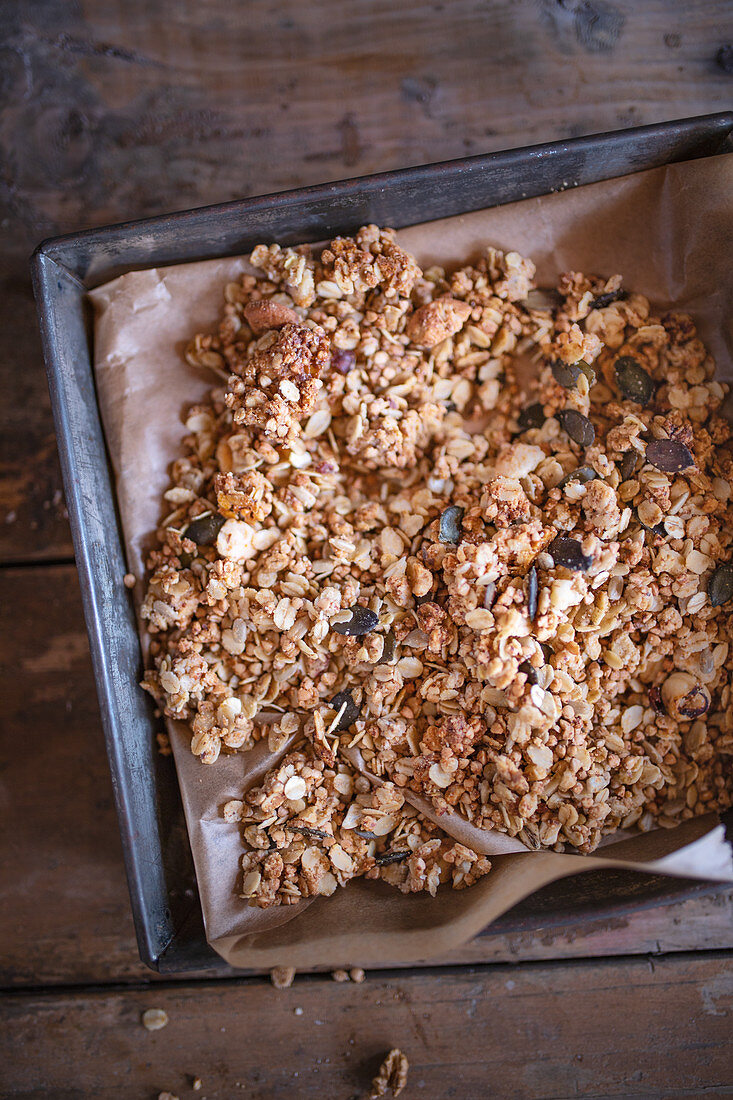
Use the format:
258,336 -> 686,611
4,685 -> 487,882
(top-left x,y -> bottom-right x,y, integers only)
32,113 -> 733,973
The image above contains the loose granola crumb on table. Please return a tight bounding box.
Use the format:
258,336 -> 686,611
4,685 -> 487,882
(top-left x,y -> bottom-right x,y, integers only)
141,226 -> 733,908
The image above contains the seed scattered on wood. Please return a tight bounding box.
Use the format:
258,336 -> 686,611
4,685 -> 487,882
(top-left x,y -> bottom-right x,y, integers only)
547,534 -> 592,571
438,505 -> 465,544
332,606 -> 379,636
183,512 -> 225,546
556,409 -> 595,448
526,565 -> 539,621
708,564 -> 733,607
615,355 -> 655,405
646,438 -> 694,473
517,402 -> 546,430
330,689 -> 360,730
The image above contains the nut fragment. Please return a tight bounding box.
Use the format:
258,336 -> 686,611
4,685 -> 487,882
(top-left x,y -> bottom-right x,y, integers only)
371,1048 -> 409,1098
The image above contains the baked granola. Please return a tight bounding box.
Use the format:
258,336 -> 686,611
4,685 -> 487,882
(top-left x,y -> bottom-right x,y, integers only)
141,226 -> 733,907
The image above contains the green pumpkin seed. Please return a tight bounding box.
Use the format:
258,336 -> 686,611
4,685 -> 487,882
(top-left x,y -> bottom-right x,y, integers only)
548,535 -> 592,572
558,465 -> 597,489
526,565 -> 539,621
556,409 -> 595,448
183,512 -> 226,546
552,360 -> 596,390
332,605 -> 379,636
646,439 -> 694,473
439,505 -> 465,544
617,450 -> 638,481
614,356 -> 655,405
330,690 -> 360,731
590,289 -> 627,310
708,564 -> 733,607
517,403 -> 546,431
375,850 -> 410,866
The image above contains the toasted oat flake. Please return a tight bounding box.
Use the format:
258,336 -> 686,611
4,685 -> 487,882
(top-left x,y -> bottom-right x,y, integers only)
140,226 -> 733,907
142,1009 -> 169,1031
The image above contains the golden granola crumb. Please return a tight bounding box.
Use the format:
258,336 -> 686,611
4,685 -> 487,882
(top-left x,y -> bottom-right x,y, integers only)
332,968 -> 350,982
270,966 -> 296,989
349,967 -> 366,983
123,572 -> 136,589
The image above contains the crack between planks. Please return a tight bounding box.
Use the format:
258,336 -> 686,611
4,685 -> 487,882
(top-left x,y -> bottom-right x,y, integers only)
1,946 -> 731,1001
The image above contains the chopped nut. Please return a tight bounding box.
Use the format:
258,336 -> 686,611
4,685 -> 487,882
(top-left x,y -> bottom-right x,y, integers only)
371,1048 -> 409,1098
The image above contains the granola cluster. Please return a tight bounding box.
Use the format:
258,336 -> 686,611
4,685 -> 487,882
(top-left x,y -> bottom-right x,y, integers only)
141,225 -> 733,907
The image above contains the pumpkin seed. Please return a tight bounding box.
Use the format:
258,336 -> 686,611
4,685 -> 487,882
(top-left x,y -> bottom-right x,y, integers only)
614,355 -> 655,405
617,450 -> 638,481
330,690 -> 360,731
646,439 -> 694,473
552,361 -> 582,389
552,360 -> 596,390
547,534 -> 592,572
379,628 -> 397,664
526,565 -> 539,621
556,409 -> 595,448
519,660 -> 539,685
517,402 -> 546,431
332,605 -> 380,636
708,564 -> 733,607
558,465 -> 597,489
286,824 -> 330,840
524,287 -> 562,311
590,289 -> 627,310
183,512 -> 225,546
375,850 -> 410,866
438,505 -> 464,544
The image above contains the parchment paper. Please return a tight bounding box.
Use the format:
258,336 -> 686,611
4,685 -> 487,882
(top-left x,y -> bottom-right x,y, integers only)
90,155 -> 733,969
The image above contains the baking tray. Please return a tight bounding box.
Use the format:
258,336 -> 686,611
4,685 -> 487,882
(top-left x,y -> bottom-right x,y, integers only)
31,113 -> 733,973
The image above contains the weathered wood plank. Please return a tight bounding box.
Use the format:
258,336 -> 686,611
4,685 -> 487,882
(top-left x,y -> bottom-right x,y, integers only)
2,0 -> 732,561
2,563 -> 732,987
3,953 -> 732,1098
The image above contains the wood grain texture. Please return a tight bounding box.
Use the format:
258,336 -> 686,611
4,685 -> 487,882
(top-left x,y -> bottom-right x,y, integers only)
2,563 -> 732,988
1,0 -> 732,560
3,953 -> 733,1098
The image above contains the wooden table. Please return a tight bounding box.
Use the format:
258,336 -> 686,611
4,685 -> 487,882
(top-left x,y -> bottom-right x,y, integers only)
2,2 -> 732,1095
